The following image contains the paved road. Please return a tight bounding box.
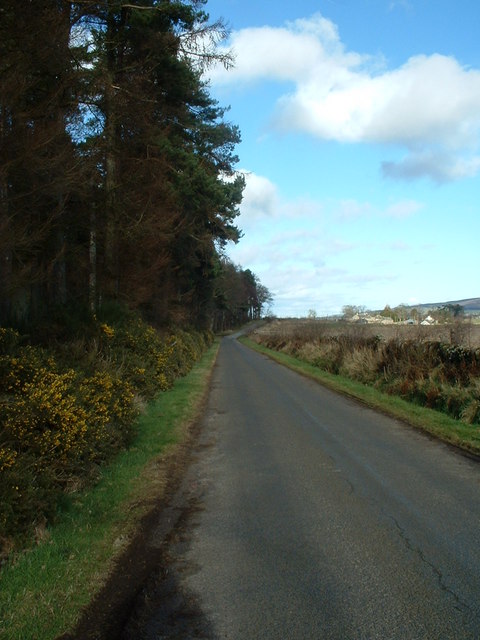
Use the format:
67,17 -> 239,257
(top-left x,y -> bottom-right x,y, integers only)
126,336 -> 480,639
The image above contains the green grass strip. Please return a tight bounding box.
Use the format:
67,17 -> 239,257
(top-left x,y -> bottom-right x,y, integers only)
0,340 -> 220,640
240,336 -> 480,456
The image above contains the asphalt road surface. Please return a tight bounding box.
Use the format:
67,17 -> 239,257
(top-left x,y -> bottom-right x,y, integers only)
124,335 -> 480,639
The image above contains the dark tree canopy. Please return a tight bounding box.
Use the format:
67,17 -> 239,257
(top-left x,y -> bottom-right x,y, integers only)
212,257 -> 273,332
0,0 -> 271,330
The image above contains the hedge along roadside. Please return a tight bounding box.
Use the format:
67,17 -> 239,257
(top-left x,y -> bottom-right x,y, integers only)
0,339 -> 220,640
240,336 -> 480,456
0,315 -> 214,551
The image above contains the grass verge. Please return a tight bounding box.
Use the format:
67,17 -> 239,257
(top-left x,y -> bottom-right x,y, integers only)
0,340 -> 220,640
241,336 -> 480,456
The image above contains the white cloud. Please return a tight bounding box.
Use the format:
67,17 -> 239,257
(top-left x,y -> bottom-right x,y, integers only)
275,52 -> 480,152
210,14 -> 480,182
383,200 -> 423,218
239,171 -> 279,218
388,0 -> 412,12
388,240 -> 411,251
237,170 -> 325,229
335,198 -> 423,220
382,151 -> 480,183
336,200 -> 374,220
362,55 -> 480,147
209,14 -> 364,87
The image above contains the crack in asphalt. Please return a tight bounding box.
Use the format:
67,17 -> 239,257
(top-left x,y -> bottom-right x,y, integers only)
384,511 -> 472,614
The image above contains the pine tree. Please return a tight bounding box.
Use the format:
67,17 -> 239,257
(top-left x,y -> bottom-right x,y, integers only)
0,0 -> 81,324
0,0 -> 251,329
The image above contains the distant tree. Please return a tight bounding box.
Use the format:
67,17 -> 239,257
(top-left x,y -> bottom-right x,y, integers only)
307,309 -> 317,319
342,304 -> 366,319
257,283 -> 273,317
212,257 -> 272,331
450,304 -> 465,319
393,303 -> 410,322
434,304 -> 465,324
410,307 -> 420,322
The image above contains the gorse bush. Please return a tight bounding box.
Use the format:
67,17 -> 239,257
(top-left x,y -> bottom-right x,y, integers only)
78,372 -> 136,458
0,317 -> 213,552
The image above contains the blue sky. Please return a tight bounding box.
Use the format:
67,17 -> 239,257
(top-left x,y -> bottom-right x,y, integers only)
204,0 -> 480,317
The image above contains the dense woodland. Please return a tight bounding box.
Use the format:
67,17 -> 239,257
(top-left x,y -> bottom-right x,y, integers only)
0,0 -> 272,333
0,0 -> 275,552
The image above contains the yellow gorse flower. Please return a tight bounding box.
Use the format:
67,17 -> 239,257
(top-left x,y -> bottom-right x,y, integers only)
100,323 -> 115,339
0,447 -> 17,472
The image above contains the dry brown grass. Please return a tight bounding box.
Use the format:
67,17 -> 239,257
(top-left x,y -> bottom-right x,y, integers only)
339,346 -> 383,384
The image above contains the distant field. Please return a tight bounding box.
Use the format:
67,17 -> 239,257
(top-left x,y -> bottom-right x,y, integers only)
254,319 -> 480,348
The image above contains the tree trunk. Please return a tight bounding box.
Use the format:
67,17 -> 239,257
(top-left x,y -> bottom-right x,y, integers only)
104,7 -> 120,299
89,205 -> 97,312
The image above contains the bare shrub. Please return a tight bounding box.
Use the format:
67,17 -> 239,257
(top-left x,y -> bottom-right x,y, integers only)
442,385 -> 472,419
280,340 -> 296,355
340,347 -> 382,384
296,342 -> 324,365
461,400 -> 480,424
316,340 -> 344,373
417,378 -> 444,409
299,320 -> 327,343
